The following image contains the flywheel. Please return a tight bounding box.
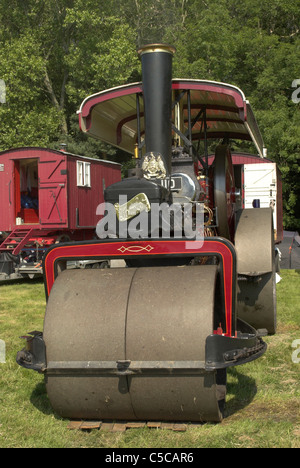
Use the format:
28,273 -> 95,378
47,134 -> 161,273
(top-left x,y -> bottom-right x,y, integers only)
213,144 -> 236,241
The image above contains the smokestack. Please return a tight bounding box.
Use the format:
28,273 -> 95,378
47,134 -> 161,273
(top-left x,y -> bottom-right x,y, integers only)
137,44 -> 175,181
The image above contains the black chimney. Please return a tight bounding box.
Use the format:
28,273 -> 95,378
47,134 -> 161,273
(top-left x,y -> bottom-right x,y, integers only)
104,44 -> 176,235
137,44 -> 175,180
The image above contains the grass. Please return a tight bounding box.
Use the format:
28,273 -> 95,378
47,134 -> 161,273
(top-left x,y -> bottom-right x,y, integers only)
0,271 -> 299,448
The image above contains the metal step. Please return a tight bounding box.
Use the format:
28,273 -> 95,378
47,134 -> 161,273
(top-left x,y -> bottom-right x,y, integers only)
0,229 -> 35,254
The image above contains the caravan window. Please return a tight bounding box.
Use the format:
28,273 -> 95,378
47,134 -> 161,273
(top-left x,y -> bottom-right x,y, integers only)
77,161 -> 91,187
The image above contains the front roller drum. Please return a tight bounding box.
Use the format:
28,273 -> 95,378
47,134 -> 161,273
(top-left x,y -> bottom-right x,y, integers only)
43,265 -> 226,422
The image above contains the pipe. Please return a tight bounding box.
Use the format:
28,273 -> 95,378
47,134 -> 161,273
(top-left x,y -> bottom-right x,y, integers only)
137,44 -> 175,179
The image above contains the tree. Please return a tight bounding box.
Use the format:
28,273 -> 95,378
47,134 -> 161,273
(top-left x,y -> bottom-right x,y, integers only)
0,0 -> 299,228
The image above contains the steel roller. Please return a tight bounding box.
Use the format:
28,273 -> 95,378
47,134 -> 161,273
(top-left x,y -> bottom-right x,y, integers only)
43,265 -> 226,422
235,208 -> 277,334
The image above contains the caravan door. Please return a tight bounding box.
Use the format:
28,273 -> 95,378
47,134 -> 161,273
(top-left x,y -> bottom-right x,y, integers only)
38,154 -> 68,227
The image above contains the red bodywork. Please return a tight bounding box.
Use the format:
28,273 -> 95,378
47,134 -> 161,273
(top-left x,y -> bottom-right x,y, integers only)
43,237 -> 237,338
78,79 -> 265,159
0,147 -> 121,249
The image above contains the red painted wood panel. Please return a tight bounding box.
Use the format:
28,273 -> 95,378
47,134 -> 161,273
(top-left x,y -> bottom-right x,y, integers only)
0,148 -> 121,233
67,156 -> 121,229
39,153 -> 68,227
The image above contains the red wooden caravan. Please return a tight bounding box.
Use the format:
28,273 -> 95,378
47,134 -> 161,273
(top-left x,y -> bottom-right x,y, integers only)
0,147 -> 121,278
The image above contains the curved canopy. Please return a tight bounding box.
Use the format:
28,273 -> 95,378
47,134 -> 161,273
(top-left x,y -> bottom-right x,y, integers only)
78,79 -> 266,158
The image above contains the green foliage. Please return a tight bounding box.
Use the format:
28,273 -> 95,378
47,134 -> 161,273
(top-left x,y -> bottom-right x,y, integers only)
0,0 -> 299,228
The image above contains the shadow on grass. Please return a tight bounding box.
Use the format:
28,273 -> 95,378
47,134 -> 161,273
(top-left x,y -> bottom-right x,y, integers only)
0,277 -> 43,287
224,367 -> 257,418
29,367 -> 258,422
30,381 -> 56,417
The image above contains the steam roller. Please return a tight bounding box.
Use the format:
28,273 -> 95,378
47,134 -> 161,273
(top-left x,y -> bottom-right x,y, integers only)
17,44 -> 277,423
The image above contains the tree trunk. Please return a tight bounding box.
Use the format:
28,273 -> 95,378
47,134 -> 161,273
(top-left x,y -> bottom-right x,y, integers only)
44,67 -> 68,135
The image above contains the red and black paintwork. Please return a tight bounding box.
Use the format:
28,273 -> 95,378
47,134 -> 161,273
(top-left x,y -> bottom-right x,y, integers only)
17,236 -> 266,374
43,237 -> 237,337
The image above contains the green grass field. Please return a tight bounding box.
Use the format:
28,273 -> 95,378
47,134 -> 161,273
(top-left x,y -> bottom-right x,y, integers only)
0,270 -> 299,448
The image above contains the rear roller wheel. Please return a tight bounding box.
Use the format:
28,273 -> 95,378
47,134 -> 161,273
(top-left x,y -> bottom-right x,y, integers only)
235,208 -> 277,334
43,265 -> 226,422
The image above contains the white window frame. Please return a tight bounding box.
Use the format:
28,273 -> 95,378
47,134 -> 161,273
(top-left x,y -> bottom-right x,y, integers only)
77,161 -> 91,187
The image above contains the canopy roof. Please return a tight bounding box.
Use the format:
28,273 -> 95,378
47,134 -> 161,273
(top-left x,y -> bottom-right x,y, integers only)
78,79 -> 266,158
